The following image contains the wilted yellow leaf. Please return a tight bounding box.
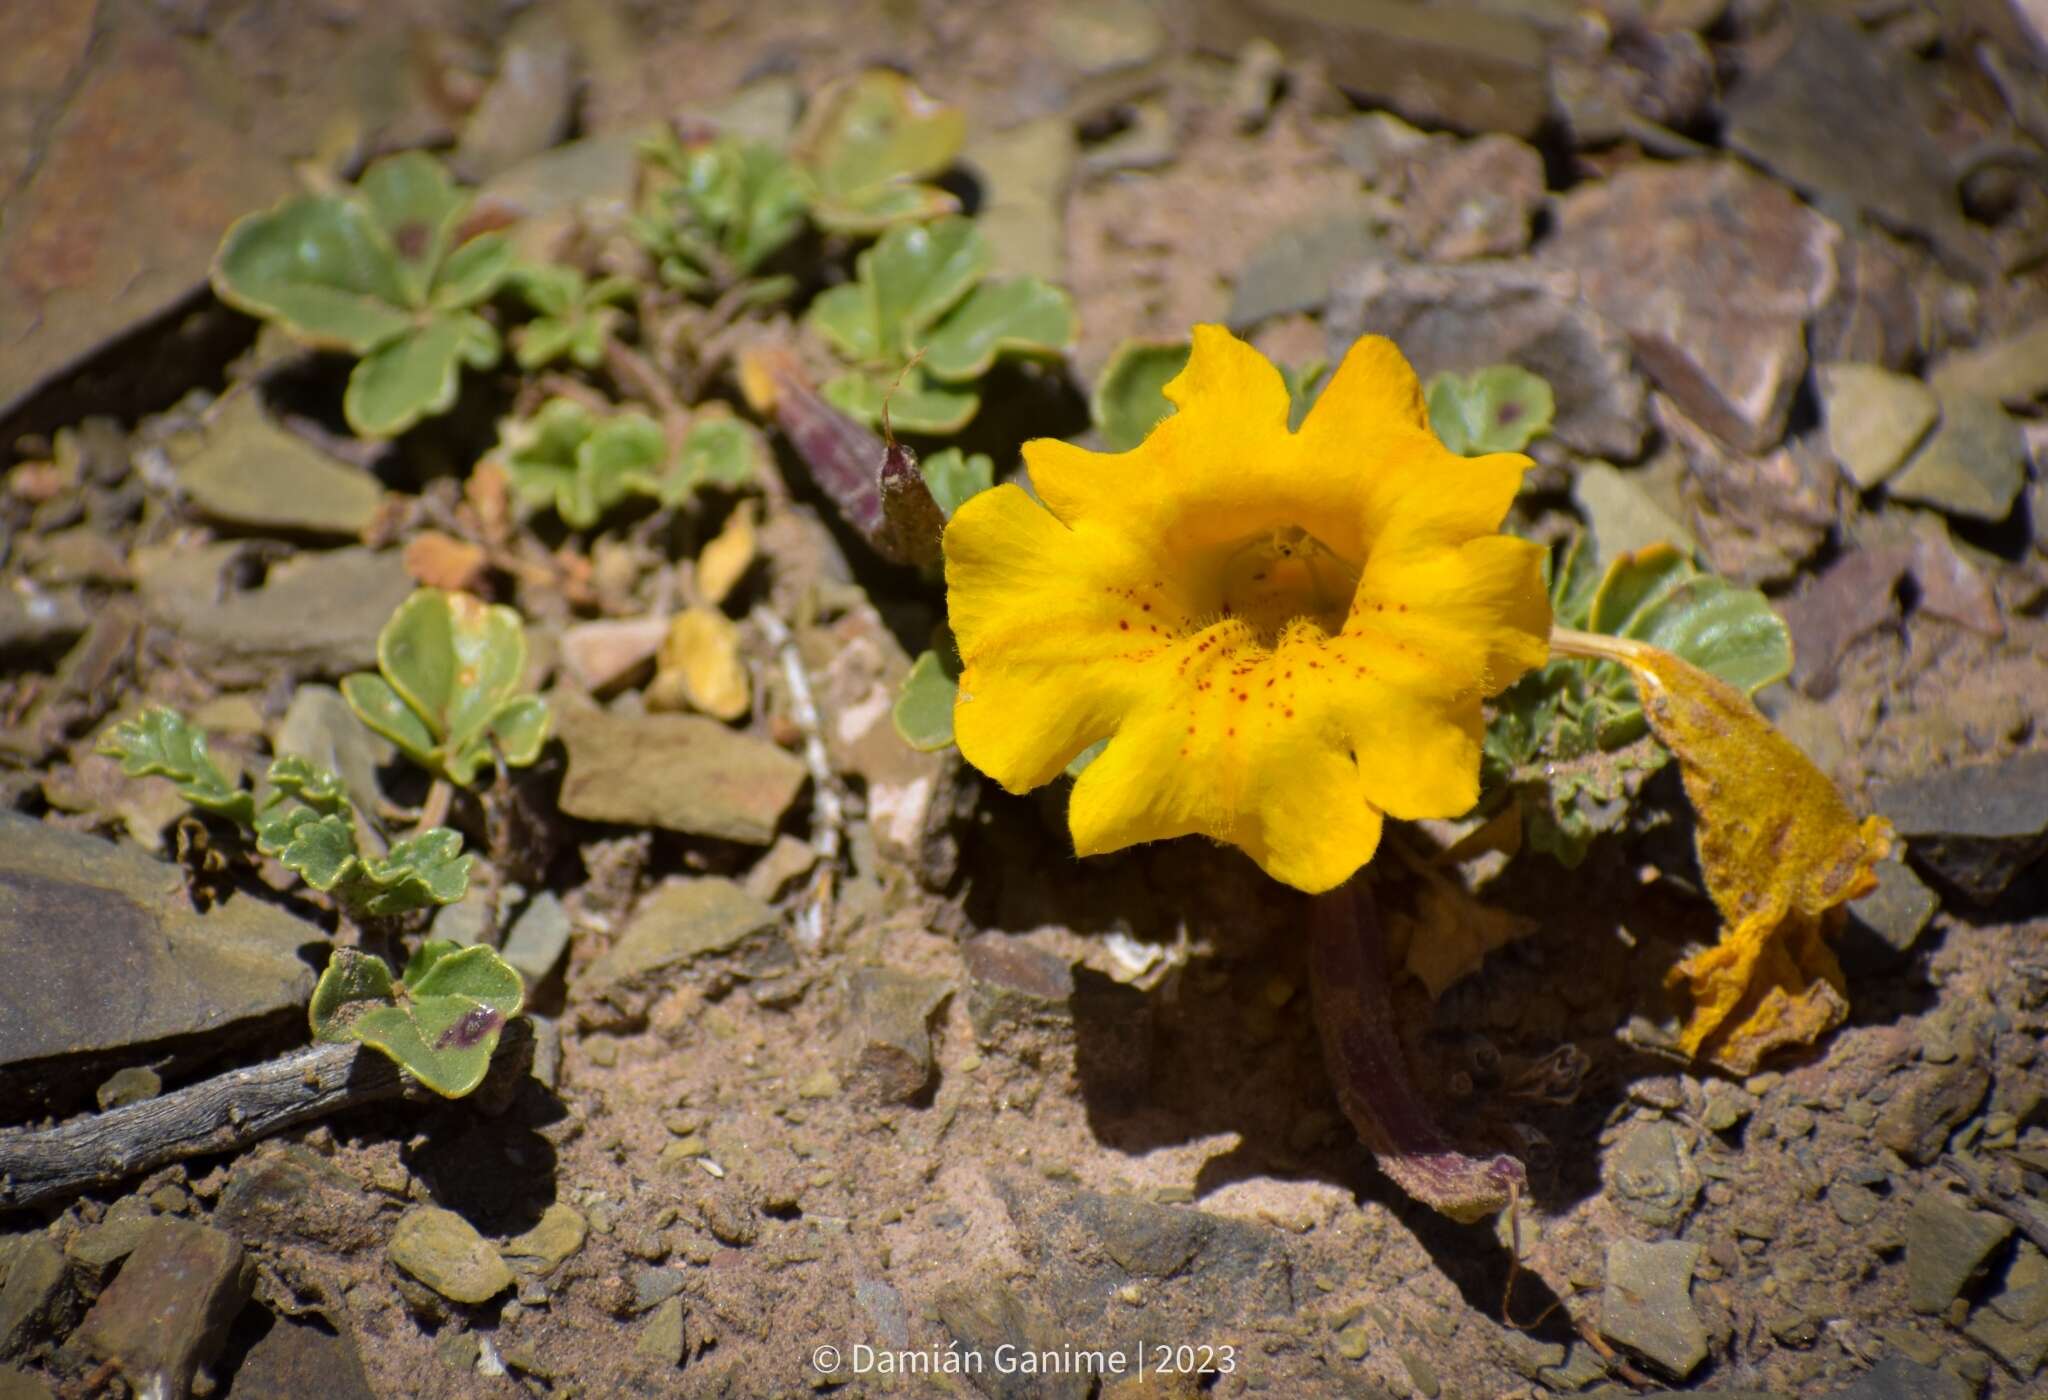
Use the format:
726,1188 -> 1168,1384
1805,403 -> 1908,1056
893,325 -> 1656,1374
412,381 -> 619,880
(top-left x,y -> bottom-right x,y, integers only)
1384,860 -> 1538,1001
647,607 -> 752,721
1555,629 -> 1891,1073
697,501 -> 758,608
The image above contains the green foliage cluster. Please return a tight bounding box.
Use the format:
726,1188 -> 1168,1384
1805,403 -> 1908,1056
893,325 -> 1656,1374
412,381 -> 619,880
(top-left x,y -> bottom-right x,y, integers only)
492,398 -> 765,529
311,940 -> 524,1098
211,152 -> 511,438
98,709 -> 471,918
807,216 -> 1076,434
1484,535 -> 1794,864
342,588 -> 552,790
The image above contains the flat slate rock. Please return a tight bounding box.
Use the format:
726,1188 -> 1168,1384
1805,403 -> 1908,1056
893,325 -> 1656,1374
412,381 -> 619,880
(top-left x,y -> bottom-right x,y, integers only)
1887,393 -> 2029,523
555,705 -> 807,845
1545,159 -> 1839,456
1600,1237 -> 1707,1378
74,1220 -> 250,1399
227,1313 -> 376,1400
135,543 -> 414,678
174,393 -> 382,537
1875,749 -> 2048,903
1816,362 -> 1939,489
0,813 -> 319,1118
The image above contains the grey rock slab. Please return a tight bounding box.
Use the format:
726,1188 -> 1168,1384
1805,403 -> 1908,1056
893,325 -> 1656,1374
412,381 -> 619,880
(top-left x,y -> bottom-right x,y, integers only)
213,1144 -> 379,1253
1604,1121 -> 1701,1229
1545,159 -> 1840,455
557,616 -> 666,696
1887,393 -> 2029,523
635,1296 -> 686,1366
451,32 -> 576,183
1778,545 -> 1908,698
0,1236 -> 72,1360
964,116 -> 1075,285
0,1364 -> 54,1400
135,543 -> 414,677
933,1279 -> 1089,1400
846,966 -> 950,1105
1876,1059 -> 1991,1163
386,1207 -> 511,1306
585,878 -> 779,990
1327,258 -> 1648,459
174,393 -> 381,537
1724,10 -> 1987,281
0,813 -> 319,1118
74,1220 -> 250,1400
1227,199 -> 1387,330
501,1203 -> 587,1276
229,1313 -> 376,1400
1929,320 -> 2048,407
501,892 -> 572,985
1907,1190 -> 2015,1314
0,589 -> 88,665
64,1198 -> 153,1288
1599,1237 -> 1707,1378
963,932 -> 1075,1043
1826,1356 -> 1972,1400
1842,857 -> 1939,968
630,1266 -> 684,1313
555,705 -> 807,845
273,683 -> 391,817
1657,396 -> 1835,586
1403,132 -> 1544,262
1574,461 -> 1698,561
1874,750 -> 2048,903
1816,363 -> 1940,489
1195,0 -> 1549,137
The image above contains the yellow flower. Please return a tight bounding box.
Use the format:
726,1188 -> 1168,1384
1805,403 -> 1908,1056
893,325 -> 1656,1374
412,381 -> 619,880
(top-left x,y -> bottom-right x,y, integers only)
943,326 -> 1551,893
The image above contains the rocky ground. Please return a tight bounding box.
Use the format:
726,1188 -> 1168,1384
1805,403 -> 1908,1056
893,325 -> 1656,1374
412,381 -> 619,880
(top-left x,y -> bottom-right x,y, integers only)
4,1 -> 2048,1397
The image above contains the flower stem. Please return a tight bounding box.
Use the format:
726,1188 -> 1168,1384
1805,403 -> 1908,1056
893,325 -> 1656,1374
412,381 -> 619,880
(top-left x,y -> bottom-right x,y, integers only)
1548,625 -> 1648,667
1309,878 -> 1525,1222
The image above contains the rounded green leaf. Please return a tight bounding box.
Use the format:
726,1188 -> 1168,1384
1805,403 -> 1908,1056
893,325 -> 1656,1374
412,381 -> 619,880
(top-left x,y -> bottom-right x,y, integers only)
892,648 -> 959,751
1091,339 -> 1190,452
806,281 -> 881,364
822,368 -> 978,436
918,447 -> 994,519
340,671 -> 438,767
347,999 -> 504,1098
407,943 -> 525,1016
357,150 -> 472,306
916,276 -> 1076,383
657,415 -> 766,504
1626,578 -> 1793,698
374,588 -> 533,781
569,413 -> 667,528
1425,366 -> 1555,456
342,312 -> 501,439
1589,544 -> 1695,636
211,195 -> 412,353
867,216 -> 986,354
309,948 -> 396,1043
267,809 -> 359,891
486,694 -> 552,769
793,70 -> 965,234
358,828 -> 474,914
431,232 -> 513,311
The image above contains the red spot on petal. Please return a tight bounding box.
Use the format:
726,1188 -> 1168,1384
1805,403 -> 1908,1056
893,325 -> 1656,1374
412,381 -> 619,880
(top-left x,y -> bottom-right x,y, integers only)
1120,620 -> 1130,631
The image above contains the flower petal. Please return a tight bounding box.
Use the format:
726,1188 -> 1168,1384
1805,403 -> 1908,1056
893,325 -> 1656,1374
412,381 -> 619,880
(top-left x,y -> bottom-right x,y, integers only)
1345,533 -> 1550,700
945,482 -> 1158,790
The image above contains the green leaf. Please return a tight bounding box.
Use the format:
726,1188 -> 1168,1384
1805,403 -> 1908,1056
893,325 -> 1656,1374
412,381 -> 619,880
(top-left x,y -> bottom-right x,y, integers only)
919,447 -> 994,519
210,195 -> 413,353
353,828 -> 473,915
892,647 -> 960,751
806,282 -> 881,363
485,695 -> 553,770
314,942 -> 523,1097
96,708 -> 256,826
406,940 -> 524,1015
309,947 -> 397,1042
868,216 -> 986,357
793,70 -> 965,234
917,276 -> 1075,382
340,671 -> 438,769
568,413 -> 667,530
508,264 -> 628,371
343,312 -> 501,439
383,589 -> 529,762
1425,366 -> 1555,456
352,998 -> 506,1097
264,754 -> 350,817
822,368 -> 979,436
356,150 -> 472,306
1280,357 -> 1329,432
430,233 -> 512,311
644,414 -> 764,506
1091,339 -> 1190,452
266,808 -> 360,890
